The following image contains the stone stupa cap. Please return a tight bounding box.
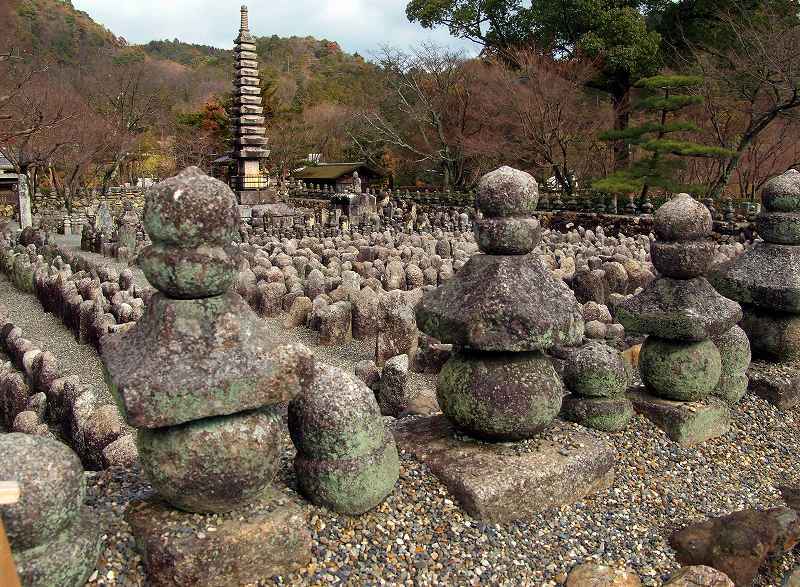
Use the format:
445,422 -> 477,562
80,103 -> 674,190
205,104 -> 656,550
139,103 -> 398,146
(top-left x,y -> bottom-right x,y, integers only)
654,193 -> 712,242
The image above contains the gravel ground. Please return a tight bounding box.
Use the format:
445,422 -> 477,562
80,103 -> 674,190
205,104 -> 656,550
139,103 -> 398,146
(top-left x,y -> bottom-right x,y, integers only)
0,272 -> 111,402
1,274 -> 797,586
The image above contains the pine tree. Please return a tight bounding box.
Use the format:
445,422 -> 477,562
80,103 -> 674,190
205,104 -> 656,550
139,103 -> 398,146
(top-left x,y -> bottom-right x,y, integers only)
593,75 -> 734,198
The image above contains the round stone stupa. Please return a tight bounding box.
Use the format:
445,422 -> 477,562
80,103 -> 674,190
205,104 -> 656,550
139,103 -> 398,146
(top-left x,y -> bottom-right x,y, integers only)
416,166 -> 584,440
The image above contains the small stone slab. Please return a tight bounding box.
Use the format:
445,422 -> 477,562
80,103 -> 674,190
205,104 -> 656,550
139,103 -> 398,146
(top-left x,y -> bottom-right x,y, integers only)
126,486 -> 311,587
393,415 -> 615,522
747,361 -> 800,410
628,389 -> 731,446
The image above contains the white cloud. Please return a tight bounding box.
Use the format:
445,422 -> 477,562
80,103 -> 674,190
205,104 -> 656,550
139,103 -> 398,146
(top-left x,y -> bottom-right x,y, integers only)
71,0 -> 478,58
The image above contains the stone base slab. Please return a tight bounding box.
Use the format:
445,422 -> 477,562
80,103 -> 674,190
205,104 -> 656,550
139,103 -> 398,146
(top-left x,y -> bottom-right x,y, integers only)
393,415 -> 615,522
748,360 -> 800,410
126,487 -> 311,587
628,389 -> 731,446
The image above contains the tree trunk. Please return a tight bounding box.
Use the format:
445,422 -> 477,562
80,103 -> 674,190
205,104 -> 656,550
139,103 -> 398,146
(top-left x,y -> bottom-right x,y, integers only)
611,86 -> 632,171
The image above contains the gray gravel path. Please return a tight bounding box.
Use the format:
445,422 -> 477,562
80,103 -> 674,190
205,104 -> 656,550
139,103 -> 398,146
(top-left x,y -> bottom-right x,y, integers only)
0,272 -> 110,400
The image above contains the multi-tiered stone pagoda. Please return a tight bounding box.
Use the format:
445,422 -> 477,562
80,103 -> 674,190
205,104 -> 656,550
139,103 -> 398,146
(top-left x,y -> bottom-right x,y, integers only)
230,5 -> 274,207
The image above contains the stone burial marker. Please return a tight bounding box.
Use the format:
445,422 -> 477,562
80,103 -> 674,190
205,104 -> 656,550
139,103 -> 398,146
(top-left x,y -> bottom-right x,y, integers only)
712,169 -> 800,410
102,167 -> 314,586
0,434 -> 103,587
617,193 -> 745,446
404,166 -> 615,522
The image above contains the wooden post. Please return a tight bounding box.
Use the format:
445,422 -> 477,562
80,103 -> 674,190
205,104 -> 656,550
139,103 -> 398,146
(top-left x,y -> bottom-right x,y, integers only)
0,481 -> 21,587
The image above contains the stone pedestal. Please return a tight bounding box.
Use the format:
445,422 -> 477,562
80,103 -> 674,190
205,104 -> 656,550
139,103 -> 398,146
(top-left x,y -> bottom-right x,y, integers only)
394,415 -> 615,522
126,487 -> 311,587
747,361 -> 800,410
628,389 -> 731,446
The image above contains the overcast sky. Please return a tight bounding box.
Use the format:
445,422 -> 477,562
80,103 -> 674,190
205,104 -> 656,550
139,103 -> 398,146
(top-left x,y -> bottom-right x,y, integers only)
72,0 -> 478,58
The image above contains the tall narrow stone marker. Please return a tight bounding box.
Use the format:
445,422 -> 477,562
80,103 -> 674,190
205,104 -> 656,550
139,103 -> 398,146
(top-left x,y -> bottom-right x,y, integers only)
102,167 -> 313,585
397,167 -> 615,522
617,194 -> 744,445
712,169 -> 800,409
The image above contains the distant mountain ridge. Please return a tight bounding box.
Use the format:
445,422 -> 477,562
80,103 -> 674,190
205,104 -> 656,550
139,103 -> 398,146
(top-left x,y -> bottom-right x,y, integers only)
8,0 -> 380,110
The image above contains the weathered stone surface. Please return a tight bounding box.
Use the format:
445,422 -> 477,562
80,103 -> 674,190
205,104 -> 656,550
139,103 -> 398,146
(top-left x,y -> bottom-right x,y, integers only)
137,406 -> 282,513
669,507 -> 800,587
102,291 -> 313,428
475,217 -> 540,254
126,488 -> 312,587
663,566 -> 734,587
476,165 -> 539,217
747,360 -> 800,410
761,169 -> 800,213
102,433 -> 139,468
654,193 -> 713,241
566,563 -> 641,586
757,212 -> 800,245
318,300 -> 352,346
139,244 -> 239,299
376,290 -> 417,366
785,567 -> 800,587
417,254 -> 584,352
378,353 -> 416,417
142,167 -> 240,248
711,325 -> 751,405
561,395 -> 634,432
651,240 -> 714,279
741,306 -> 800,362
13,506 -> 103,587
289,364 -> 399,514
564,341 -> 628,398
639,337 -> 722,401
629,389 -> 731,446
0,434 -> 85,550
711,244 -> 800,313
284,295 -> 312,328
394,416 -> 615,523
616,277 -> 742,342
437,351 -> 563,441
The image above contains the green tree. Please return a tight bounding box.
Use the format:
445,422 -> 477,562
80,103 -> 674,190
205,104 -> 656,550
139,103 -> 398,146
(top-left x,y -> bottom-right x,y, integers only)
592,74 -> 733,198
405,0 -> 662,169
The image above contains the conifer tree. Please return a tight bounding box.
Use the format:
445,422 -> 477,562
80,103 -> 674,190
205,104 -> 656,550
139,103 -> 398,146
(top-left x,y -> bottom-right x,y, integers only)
593,75 -> 733,199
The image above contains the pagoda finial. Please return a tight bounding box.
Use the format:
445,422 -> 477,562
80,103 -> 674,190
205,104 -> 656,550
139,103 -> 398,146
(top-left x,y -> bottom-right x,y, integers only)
240,5 -> 249,31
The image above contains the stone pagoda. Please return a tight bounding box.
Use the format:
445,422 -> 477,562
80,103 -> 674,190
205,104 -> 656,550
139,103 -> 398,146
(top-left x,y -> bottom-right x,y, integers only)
396,167 -> 615,523
230,5 -> 280,210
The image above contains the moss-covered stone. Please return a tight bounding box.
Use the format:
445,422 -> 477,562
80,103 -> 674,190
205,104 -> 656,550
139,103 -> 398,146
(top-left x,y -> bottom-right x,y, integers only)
139,243 -> 239,299
741,306 -> 800,362
137,406 -> 282,513
437,351 -> 563,441
757,212 -> 800,245
14,506 -> 103,587
289,363 -> 400,514
474,217 -> 541,254
294,436 -> 400,515
0,434 -> 85,551
143,167 -> 240,247
561,395 -> 634,432
713,373 -> 748,405
639,337 -> 722,401
563,341 -> 628,398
